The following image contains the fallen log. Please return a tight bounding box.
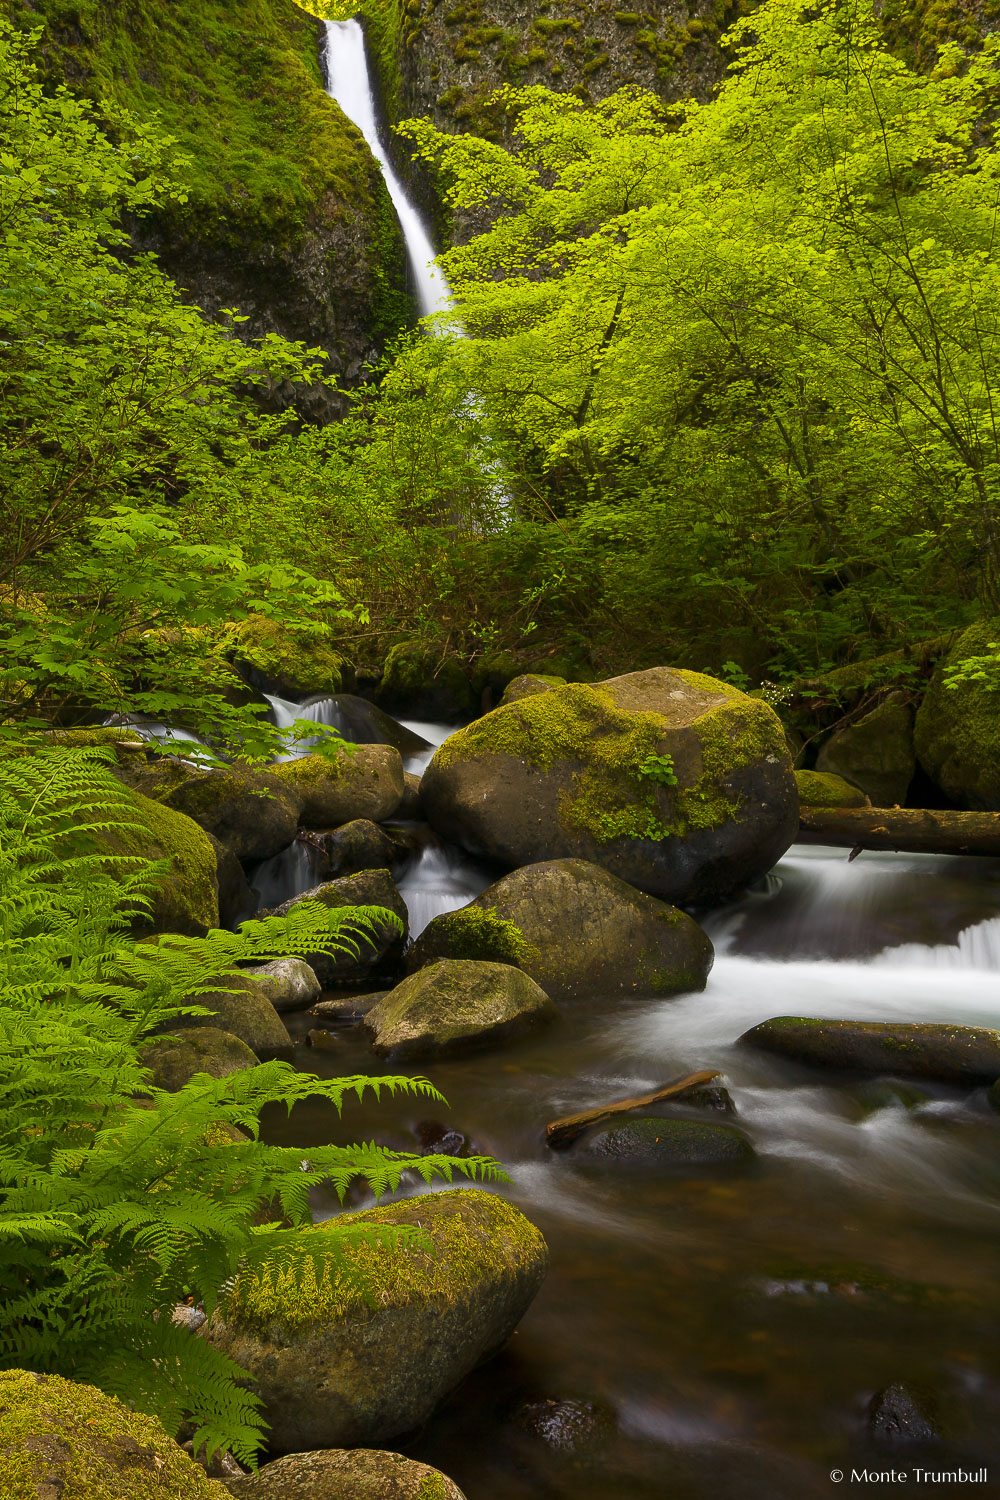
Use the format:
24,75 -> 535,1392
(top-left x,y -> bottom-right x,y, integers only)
798,806 -> 1000,858
545,1069 -> 720,1150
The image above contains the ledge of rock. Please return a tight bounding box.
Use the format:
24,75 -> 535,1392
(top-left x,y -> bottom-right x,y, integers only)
205,1189 -> 548,1452
364,959 -> 556,1060
740,1018 -> 1000,1084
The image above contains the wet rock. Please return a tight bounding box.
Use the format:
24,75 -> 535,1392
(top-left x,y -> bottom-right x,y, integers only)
513,1397 -> 618,1455
0,1368 -> 229,1498
868,1383 -> 938,1442
816,694 -> 916,807
318,818 -> 399,879
271,747 -> 404,827
583,1116 -> 755,1168
408,858 -> 713,1003
306,1028 -> 342,1052
678,1082 -> 738,1114
989,1078 -> 1000,1112
159,765 -> 301,861
364,959 -> 557,1061
296,694 -> 431,755
741,1018 -> 1000,1085
224,1447 -> 467,1499
415,1119 -> 470,1157
915,618 -> 1000,809
397,771 -> 424,819
420,667 -> 798,905
794,770 -> 870,809
851,1079 -> 931,1118
268,870 -> 407,986
168,975 -> 292,1059
311,991 -> 388,1021
244,958 -> 321,1013
139,1027 -> 259,1091
205,1188 -> 549,1452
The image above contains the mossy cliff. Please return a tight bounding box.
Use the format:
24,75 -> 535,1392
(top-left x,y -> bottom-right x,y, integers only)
1,0 -> 410,403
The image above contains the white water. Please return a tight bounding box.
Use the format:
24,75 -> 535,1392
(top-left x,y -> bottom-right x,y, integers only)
397,834 -> 493,937
322,20 -> 455,323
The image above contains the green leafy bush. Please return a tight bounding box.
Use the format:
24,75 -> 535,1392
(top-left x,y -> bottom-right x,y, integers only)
0,744 -> 503,1464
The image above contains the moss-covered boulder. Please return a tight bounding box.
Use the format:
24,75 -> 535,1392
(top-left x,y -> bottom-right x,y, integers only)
364,960 -> 556,1060
914,619 -> 1000,809
101,786 -> 219,936
816,694 -> 915,806
226,1448 -> 467,1499
376,642 -> 480,719
268,869 -> 408,985
271,748 -> 404,828
228,617 -> 354,700
583,1116 -> 755,1168
319,818 -> 399,879
138,1026 -> 259,1091
740,1017 -> 1000,1084
794,769 -> 870,808
420,668 -> 798,905
244,958 -> 321,1012
0,1369 -> 228,1499
169,975 -> 292,1058
407,859 -> 713,1003
500,674 -> 566,705
205,1189 -> 548,1452
156,764 -> 301,861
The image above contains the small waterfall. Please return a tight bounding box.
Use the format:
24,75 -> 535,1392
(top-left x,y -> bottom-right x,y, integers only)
397,718 -> 459,776
251,839 -> 326,909
397,832 -> 492,938
322,20 -> 454,323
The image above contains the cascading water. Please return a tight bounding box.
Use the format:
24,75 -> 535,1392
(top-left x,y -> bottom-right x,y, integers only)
321,20 -> 455,323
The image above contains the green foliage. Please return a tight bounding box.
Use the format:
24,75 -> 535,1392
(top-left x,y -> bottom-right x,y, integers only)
0,744 -> 504,1463
637,751 -> 678,786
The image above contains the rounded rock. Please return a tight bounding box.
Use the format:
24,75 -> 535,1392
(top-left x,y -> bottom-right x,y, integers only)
169,975 -> 292,1059
267,869 -> 407,986
225,1448 -> 467,1499
138,1026 -> 259,1091
741,1017 -> 1000,1085
915,618 -> 1000,809
244,958 -> 321,1012
271,747 -> 404,828
584,1116 -> 755,1168
364,959 -> 557,1060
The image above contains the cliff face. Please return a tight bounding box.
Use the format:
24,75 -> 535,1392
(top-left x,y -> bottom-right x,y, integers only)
2,0 -> 410,413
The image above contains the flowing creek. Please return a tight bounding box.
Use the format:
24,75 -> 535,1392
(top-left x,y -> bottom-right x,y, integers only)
252,706 -> 1000,1498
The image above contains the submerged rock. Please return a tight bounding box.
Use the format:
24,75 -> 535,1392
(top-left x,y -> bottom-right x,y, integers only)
583,1116 -> 755,1168
170,975 -> 292,1059
225,1448 -> 467,1499
364,959 -> 556,1060
513,1396 -> 617,1456
267,870 -> 407,986
244,958 -> 321,1013
139,1026 -> 258,1092
816,694 -> 915,807
794,769 -> 870,809
868,1383 -> 938,1442
271,747 -> 404,827
420,667 -> 798,905
0,1369 -> 228,1498
205,1189 -> 548,1452
407,859 -> 713,1003
741,1018 -> 1000,1084
915,618 -> 1000,809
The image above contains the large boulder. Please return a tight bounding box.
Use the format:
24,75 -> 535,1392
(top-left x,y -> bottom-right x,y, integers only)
364,960 -> 556,1060
0,1369 -> 228,1499
915,619 -> 1000,809
205,1189 -> 548,1452
225,1449 -> 467,1499
420,668 -> 798,905
271,748 -> 404,828
138,1026 -> 259,1091
267,870 -> 407,985
294,696 -> 431,755
741,1018 -> 1000,1084
794,770 -> 870,809
244,959 -> 321,1012
169,975 -> 292,1058
228,616 -> 355,701
101,786 -> 219,936
407,859 -> 713,1003
816,694 -> 915,806
157,764 -> 301,862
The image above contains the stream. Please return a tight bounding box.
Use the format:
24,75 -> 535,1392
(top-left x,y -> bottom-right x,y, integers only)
253,702 -> 1000,1498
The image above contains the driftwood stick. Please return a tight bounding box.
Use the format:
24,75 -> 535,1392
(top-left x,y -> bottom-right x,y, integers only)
545,1069 -> 721,1150
798,807 -> 1000,858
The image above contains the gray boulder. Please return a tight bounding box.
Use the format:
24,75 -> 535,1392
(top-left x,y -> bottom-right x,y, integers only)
224,1448 -> 466,1499
583,1116 -> 755,1168
364,960 -> 556,1060
407,859 -> 713,1003
244,959 -> 321,1012
420,667 -> 797,905
816,694 -> 915,806
268,869 -> 408,986
205,1189 -> 548,1452
741,1017 -> 1000,1084
271,747 -> 403,828
139,1027 -> 258,1092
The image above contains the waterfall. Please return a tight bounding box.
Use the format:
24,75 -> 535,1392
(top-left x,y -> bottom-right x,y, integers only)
322,20 -> 454,323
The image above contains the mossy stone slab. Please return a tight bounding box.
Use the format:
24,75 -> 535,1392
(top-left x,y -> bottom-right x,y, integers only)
741,1017 -> 1000,1085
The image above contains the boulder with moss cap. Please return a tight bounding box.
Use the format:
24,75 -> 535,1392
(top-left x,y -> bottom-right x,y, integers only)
225,1448 -> 466,1499
500,673 -> 567,705
420,667 -> 798,905
204,1188 -> 548,1452
364,959 -> 556,1059
794,770 -> 870,809
100,785 -> 219,936
156,764 -> 301,862
407,859 -> 712,1003
915,618 -> 1000,809
271,747 -> 404,828
0,1369 -> 229,1499
228,616 -> 355,700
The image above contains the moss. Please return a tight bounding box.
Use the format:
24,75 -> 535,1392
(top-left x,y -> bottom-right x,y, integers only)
271,749 -> 350,790
103,786 -> 219,935
415,906 -> 539,966
224,1188 -> 545,1335
226,615 -> 352,699
794,769 -> 868,808
914,618 -> 1000,808
0,1369 -> 226,1499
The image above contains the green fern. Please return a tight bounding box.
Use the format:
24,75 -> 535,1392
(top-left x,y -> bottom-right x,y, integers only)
0,744 -> 506,1464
